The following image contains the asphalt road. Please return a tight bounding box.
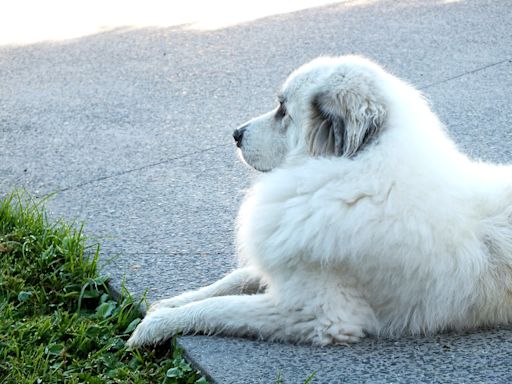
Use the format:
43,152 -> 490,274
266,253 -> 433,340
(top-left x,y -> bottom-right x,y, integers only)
1,1 -> 512,382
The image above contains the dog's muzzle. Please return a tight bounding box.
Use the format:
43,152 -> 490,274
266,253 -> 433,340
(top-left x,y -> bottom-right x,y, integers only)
233,125 -> 247,148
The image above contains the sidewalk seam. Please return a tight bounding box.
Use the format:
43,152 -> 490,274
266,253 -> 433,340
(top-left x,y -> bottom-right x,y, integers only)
55,143 -> 230,194
419,58 -> 511,90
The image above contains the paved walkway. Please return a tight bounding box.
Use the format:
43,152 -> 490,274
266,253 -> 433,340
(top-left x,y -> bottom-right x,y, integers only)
1,1 -> 511,382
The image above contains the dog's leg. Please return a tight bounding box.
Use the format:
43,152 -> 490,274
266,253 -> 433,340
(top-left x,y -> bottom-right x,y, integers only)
128,282 -> 376,347
147,267 -> 263,313
128,293 -> 306,347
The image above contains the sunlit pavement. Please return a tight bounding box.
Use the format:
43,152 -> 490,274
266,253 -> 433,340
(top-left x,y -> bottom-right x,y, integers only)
1,1 -> 511,382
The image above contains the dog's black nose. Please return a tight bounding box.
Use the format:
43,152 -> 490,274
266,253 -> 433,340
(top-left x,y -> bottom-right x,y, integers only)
233,126 -> 246,148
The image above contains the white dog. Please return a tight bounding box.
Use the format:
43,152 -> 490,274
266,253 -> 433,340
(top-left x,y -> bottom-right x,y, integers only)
128,55 -> 512,347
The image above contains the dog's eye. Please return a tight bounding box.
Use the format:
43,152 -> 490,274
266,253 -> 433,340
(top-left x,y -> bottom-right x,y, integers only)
276,101 -> 287,118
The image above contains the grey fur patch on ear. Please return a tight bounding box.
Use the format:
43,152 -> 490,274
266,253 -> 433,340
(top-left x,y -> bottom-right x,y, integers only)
307,97 -> 345,156
307,90 -> 386,158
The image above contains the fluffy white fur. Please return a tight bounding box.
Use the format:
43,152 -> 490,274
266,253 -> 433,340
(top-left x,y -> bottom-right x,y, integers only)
128,55 -> 512,347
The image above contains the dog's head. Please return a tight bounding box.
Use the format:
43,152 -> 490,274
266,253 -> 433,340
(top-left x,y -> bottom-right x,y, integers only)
233,56 -> 388,172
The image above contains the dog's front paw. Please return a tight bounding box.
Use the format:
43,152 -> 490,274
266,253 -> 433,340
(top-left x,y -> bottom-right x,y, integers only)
126,308 -> 180,348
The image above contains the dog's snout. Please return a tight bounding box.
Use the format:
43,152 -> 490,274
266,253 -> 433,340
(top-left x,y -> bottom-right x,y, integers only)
233,125 -> 247,148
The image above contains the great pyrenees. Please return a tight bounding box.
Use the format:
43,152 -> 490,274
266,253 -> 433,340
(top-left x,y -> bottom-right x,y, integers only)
128,55 -> 512,347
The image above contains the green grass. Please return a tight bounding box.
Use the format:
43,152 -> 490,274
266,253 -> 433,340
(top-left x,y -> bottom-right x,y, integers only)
275,370 -> 317,384
0,191 -> 207,384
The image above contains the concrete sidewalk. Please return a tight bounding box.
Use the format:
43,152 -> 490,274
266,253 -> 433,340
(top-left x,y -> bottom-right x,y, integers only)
1,1 -> 511,382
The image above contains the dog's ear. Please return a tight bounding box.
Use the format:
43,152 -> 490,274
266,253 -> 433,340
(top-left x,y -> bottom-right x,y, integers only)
307,88 -> 386,158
